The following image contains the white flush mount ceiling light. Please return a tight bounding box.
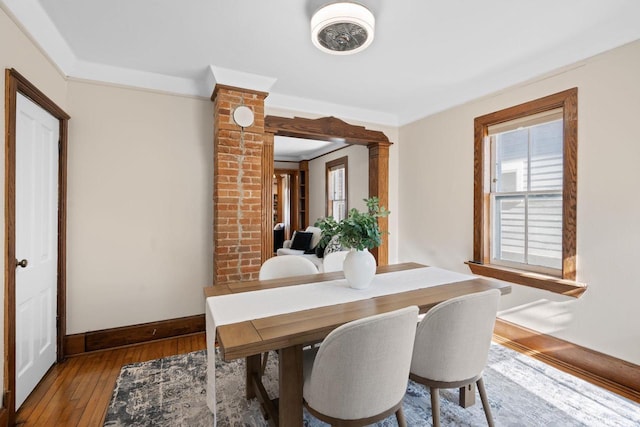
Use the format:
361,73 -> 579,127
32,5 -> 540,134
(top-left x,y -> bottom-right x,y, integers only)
311,2 -> 375,55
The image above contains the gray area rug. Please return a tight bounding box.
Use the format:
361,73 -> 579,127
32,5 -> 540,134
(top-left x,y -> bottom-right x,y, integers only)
104,344 -> 640,426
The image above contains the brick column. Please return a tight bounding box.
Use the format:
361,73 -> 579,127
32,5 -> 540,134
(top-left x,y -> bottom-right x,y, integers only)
212,85 -> 267,285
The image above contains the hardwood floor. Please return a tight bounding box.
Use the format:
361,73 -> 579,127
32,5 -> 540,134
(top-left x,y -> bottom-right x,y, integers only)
16,333 -> 206,426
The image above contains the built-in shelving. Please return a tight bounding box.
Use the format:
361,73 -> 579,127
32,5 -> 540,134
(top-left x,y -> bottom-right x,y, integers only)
299,161 -> 309,228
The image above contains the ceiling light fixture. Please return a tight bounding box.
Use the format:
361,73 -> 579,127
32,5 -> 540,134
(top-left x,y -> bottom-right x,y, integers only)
311,2 -> 375,55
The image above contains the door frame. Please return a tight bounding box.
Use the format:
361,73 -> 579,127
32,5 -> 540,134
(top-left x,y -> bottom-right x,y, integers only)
4,68 -> 69,421
274,168 -> 301,237
264,116 -> 392,265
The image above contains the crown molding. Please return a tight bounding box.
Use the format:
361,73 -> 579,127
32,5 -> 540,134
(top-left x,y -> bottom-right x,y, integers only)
208,65 -> 277,95
1,0 -> 76,73
266,93 -> 398,127
74,61 -> 204,96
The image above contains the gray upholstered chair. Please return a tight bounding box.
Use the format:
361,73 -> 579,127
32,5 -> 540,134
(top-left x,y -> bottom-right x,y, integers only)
303,306 -> 419,426
258,255 -> 319,280
410,289 -> 500,427
322,250 -> 349,273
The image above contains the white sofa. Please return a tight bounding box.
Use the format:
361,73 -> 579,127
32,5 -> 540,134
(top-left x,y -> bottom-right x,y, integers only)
276,226 -> 324,271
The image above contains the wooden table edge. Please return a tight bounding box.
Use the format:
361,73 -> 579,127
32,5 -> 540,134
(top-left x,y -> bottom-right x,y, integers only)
217,277 -> 510,361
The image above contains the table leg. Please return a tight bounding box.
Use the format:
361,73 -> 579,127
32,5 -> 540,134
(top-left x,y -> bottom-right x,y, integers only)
246,355 -> 261,399
278,345 -> 304,427
459,383 -> 476,408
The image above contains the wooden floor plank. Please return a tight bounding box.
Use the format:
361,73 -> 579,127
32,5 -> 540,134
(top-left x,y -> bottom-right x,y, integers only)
80,346 -> 139,426
41,353 -> 110,426
16,333 -> 206,426
88,348 -> 129,426
16,362 -> 68,422
18,360 -> 79,425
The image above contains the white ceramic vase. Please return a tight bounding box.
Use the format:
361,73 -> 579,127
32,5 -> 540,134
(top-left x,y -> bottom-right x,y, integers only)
343,248 -> 377,289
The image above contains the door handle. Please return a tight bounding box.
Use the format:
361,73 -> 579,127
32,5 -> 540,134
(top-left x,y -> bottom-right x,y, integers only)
16,259 -> 28,268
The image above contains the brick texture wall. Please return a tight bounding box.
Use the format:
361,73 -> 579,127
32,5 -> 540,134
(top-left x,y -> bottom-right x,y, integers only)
212,86 -> 266,284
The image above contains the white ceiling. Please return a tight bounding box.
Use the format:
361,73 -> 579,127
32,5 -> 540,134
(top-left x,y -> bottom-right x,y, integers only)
3,0 -> 640,126
274,136 -> 347,162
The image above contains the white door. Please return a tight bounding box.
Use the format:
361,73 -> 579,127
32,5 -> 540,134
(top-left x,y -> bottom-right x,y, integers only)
15,93 -> 59,409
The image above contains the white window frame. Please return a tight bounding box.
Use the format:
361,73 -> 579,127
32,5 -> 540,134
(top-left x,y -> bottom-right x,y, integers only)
488,115 -> 564,276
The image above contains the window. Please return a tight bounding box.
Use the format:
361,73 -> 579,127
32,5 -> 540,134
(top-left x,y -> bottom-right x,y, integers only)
326,156 -> 348,221
470,88 -> 586,296
490,109 -> 563,274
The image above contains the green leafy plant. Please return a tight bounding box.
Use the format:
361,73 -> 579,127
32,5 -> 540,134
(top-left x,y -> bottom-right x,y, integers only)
314,215 -> 340,250
337,197 -> 390,251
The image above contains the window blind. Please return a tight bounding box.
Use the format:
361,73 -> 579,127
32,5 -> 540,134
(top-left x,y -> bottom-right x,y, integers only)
488,108 -> 563,136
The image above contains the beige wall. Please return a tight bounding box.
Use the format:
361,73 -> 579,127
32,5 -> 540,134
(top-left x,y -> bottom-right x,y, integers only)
307,141 -> 400,260
1,5 -> 69,400
308,144 -> 369,226
65,81 -> 213,333
398,40 -> 640,365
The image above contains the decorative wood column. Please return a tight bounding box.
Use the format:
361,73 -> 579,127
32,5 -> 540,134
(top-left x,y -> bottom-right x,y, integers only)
212,85 -> 267,284
262,132 -> 274,263
368,141 -> 391,266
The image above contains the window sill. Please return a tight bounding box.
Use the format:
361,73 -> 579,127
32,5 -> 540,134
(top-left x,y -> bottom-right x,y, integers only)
465,261 -> 587,298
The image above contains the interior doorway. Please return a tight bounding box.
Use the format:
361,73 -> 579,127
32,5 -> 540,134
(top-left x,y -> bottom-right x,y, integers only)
273,169 -> 300,250
264,116 -> 392,265
5,69 -> 69,422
